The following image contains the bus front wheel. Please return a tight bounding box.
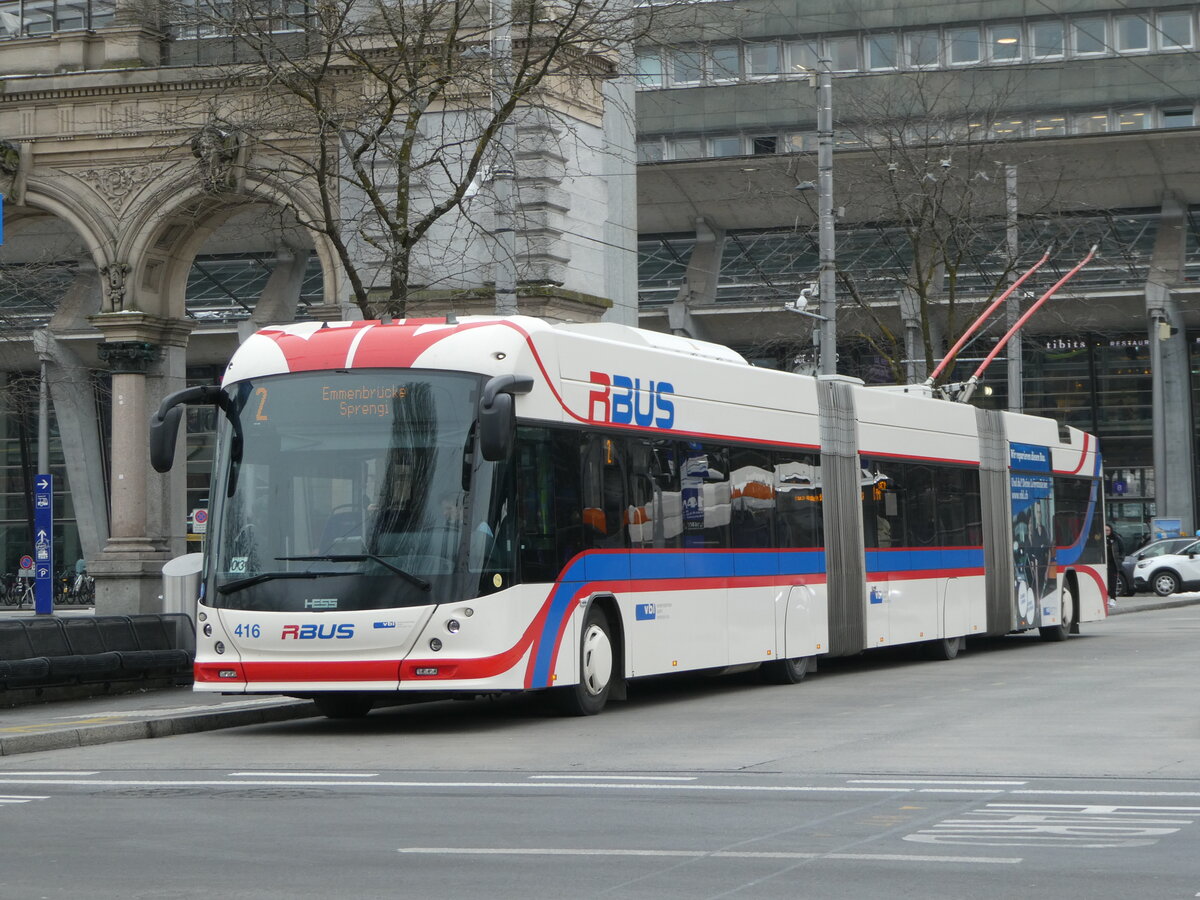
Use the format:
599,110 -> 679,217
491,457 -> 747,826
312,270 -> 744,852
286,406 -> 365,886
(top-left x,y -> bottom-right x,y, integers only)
554,605 -> 614,716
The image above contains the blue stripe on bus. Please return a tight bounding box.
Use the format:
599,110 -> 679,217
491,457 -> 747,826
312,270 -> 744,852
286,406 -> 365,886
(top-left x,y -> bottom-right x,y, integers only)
528,546 -> 986,688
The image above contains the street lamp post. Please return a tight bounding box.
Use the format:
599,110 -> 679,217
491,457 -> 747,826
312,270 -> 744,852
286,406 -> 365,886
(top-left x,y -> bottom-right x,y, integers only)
815,57 -> 836,375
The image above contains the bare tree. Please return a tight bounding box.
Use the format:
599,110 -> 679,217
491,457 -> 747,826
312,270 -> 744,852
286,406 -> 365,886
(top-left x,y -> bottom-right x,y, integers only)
164,0 -> 652,318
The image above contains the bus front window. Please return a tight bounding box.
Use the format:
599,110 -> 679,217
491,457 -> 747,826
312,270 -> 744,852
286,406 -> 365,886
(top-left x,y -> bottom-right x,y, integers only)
207,371 -> 506,611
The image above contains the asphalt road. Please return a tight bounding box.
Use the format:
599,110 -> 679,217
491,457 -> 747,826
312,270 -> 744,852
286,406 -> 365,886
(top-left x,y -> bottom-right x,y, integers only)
1,607 -> 1197,898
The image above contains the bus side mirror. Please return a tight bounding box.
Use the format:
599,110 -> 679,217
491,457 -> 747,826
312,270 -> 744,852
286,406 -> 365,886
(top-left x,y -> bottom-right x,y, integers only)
478,374 -> 534,461
149,384 -> 226,473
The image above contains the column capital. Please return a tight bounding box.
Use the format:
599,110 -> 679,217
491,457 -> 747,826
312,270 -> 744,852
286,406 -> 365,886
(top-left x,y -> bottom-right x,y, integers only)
89,311 -> 197,348
97,340 -> 160,375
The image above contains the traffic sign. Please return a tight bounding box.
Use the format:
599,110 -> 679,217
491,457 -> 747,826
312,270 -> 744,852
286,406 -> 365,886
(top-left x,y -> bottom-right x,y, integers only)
33,473 -> 52,614
192,508 -> 208,534
18,555 -> 32,570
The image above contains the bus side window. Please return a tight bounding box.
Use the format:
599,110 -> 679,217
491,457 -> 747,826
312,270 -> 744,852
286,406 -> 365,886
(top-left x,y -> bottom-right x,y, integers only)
775,451 -> 822,549
730,447 -> 775,549
582,434 -> 627,550
516,426 -> 585,581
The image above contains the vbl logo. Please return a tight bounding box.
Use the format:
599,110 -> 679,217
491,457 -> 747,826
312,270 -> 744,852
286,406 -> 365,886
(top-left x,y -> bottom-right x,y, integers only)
281,623 -> 355,640
588,371 -> 675,428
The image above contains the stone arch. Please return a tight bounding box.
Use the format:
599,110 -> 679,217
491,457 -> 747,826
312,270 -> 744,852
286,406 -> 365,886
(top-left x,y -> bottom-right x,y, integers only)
118,170 -> 342,321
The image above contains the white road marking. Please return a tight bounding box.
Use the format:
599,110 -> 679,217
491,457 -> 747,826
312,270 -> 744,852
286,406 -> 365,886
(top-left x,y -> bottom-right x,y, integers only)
849,779 -> 1027,786
529,775 -> 698,781
1014,790 -> 1200,799
0,771 -> 99,776
0,795 -> 49,803
396,847 -> 1022,864
50,698 -> 296,720
228,772 -> 378,778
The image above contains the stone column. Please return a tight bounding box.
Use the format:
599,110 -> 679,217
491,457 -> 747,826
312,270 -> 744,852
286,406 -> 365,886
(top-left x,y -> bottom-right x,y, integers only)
88,312 -> 194,615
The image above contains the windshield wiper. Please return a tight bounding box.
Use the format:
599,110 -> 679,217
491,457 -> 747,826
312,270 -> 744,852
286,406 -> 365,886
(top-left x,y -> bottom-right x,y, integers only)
276,554 -> 431,591
217,570 -> 339,595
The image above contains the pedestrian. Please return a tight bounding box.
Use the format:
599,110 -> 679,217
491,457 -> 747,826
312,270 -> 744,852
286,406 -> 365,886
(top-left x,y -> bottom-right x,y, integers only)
1105,524 -> 1124,610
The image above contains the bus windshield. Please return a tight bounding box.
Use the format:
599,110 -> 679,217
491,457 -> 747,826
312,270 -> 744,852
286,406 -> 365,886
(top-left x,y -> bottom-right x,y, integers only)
206,370 -> 512,611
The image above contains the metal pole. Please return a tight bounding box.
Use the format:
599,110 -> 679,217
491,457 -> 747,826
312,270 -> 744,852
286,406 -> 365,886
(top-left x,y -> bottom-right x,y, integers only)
1005,164 -> 1023,412
37,361 -> 49,474
491,0 -> 518,316
816,58 -> 836,375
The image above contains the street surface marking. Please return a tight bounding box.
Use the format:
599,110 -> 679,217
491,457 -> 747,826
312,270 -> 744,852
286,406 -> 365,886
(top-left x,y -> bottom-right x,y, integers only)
228,772 -> 378,778
905,803 -> 1200,849
0,771 -> 99,776
0,795 -> 49,803
529,775 -> 698,781
397,847 -> 1022,865
50,698 -> 298,719
849,779 -> 1026,786
1013,789 -> 1200,798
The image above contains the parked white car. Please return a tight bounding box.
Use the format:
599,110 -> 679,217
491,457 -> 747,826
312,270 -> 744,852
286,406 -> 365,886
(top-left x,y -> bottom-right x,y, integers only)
1133,540 -> 1200,596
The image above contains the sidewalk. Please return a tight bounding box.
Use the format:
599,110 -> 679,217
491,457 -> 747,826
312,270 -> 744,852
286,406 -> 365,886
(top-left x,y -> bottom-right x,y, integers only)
1,592 -> 1197,758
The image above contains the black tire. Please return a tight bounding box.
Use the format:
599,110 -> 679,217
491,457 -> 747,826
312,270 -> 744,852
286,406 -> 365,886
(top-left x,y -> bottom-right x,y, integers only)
760,655 -> 811,684
313,693 -> 374,719
1039,584 -> 1076,642
554,605 -> 614,716
923,635 -> 962,660
1152,570 -> 1180,597
1116,572 -> 1132,597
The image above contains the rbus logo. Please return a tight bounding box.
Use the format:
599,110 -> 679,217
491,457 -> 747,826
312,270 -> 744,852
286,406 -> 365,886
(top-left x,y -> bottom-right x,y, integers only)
281,624 -> 355,640
588,372 -> 675,429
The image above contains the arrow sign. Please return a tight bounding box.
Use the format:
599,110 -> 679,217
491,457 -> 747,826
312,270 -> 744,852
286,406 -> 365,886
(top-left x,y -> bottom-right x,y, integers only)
33,473 -> 53,614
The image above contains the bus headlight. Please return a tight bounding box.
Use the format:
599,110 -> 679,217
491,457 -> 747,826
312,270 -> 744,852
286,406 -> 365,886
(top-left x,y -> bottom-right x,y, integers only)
446,619 -> 460,634
429,638 -> 442,652
214,641 -> 226,655
203,624 -> 213,637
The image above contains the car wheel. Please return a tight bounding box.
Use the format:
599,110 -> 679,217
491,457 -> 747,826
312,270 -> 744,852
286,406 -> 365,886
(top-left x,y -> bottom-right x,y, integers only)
1152,570 -> 1180,597
1116,572 -> 1132,597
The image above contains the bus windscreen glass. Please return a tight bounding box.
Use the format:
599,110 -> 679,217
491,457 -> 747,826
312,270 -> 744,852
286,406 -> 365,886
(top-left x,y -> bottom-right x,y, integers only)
206,370 -> 501,611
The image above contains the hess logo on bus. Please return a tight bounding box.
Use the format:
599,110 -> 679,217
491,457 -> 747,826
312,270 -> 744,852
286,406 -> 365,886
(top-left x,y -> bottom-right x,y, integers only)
281,624 -> 355,640
588,372 -> 675,428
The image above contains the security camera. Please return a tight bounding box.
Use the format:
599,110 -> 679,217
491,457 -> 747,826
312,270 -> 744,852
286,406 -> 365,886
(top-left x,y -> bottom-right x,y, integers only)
940,158 -> 952,169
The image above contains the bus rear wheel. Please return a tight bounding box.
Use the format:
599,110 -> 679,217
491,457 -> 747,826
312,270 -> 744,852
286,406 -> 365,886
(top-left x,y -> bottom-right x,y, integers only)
554,605 -> 614,716
1039,584 -> 1076,642
760,655 -> 810,684
923,636 -> 962,660
313,693 -> 374,719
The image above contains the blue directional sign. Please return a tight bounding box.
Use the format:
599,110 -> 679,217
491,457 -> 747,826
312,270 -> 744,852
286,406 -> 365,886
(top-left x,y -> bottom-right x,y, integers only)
33,473 -> 53,614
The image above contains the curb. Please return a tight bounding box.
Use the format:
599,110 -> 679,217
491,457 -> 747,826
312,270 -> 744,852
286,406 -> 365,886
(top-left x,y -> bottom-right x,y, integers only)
1107,596 -> 1200,616
0,700 -> 317,757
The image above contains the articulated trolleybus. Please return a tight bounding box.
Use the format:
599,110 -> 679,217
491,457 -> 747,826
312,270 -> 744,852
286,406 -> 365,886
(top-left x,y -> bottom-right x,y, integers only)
150,316 -> 1105,719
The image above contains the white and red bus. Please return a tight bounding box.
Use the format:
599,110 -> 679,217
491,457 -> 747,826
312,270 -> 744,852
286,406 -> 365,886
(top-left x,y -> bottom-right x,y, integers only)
150,316 -> 1106,718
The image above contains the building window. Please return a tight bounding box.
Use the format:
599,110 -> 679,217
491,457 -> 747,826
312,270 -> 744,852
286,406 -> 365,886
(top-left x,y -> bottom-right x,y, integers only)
709,136 -> 743,157
867,33 -> 896,70
785,132 -> 816,152
710,45 -> 740,81
826,35 -> 861,71
1072,18 -> 1107,55
1073,112 -> 1111,134
668,49 -> 703,86
1157,11 -> 1194,50
751,136 -> 778,155
671,138 -> 704,159
1114,109 -> 1150,131
745,42 -> 781,78
906,31 -> 939,67
1161,108 -> 1195,128
636,141 -> 665,162
1031,115 -> 1067,136
1031,21 -> 1065,58
989,24 -> 1022,60
1115,15 -> 1149,52
948,26 -> 981,64
785,39 -> 818,74
635,50 -> 663,88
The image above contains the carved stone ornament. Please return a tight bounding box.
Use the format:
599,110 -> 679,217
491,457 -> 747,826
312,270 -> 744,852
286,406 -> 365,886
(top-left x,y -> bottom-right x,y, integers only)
97,340 -> 160,375
191,124 -> 243,192
100,262 -> 131,311
82,165 -> 154,214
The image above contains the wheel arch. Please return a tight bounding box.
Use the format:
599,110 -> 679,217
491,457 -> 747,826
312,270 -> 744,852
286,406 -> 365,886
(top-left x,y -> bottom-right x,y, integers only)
1062,567 -> 1081,634
586,593 -> 626,700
